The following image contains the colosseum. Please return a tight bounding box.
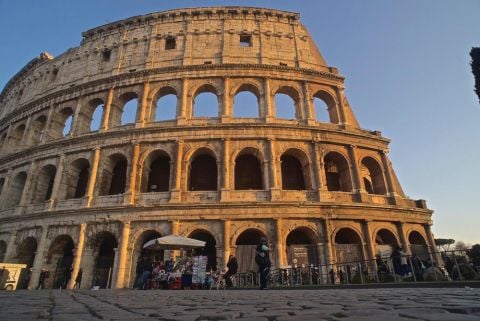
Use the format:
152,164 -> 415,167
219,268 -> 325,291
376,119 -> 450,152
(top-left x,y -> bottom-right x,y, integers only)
0,7 -> 440,289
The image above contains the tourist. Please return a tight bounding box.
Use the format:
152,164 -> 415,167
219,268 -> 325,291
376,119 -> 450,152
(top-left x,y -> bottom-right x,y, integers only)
73,268 -> 83,289
223,255 -> 238,288
255,237 -> 271,290
37,268 -> 49,290
141,258 -> 153,290
391,246 -> 402,275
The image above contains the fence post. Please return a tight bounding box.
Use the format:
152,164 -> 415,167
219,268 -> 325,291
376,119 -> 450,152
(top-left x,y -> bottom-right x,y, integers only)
408,256 -> 417,282
453,253 -> 463,281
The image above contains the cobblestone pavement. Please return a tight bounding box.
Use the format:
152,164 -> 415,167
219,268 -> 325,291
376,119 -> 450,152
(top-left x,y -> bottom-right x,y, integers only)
1,288 -> 479,321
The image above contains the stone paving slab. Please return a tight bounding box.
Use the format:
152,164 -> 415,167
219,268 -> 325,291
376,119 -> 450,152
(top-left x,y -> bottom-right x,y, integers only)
0,288 -> 479,321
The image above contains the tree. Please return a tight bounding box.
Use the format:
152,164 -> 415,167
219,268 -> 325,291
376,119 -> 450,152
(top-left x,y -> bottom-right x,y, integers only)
434,238 -> 455,252
467,244 -> 480,267
470,47 -> 480,103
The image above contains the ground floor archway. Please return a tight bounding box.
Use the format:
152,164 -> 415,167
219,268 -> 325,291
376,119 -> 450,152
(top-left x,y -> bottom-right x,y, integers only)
45,235 -> 74,289
235,228 -> 266,273
375,229 -> 399,258
334,228 -> 364,264
409,231 -> 429,260
286,227 -> 319,267
188,230 -> 217,271
15,237 -> 38,289
92,232 -> 118,288
130,230 -> 163,288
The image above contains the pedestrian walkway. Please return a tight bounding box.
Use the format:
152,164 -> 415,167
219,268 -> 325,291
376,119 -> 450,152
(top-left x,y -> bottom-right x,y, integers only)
0,287 -> 479,321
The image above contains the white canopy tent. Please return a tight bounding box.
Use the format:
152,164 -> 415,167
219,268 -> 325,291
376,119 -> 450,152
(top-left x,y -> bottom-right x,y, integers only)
142,234 -> 206,250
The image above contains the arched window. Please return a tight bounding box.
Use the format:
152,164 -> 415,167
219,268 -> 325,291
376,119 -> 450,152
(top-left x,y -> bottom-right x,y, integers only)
361,157 -> 387,195
99,154 -> 127,196
286,227 -> 319,266
65,159 -> 90,199
335,228 -> 363,263
63,115 -> 73,137
234,153 -> 263,190
233,90 -> 259,118
281,154 -> 306,190
324,152 -> 352,192
155,94 -> 177,121
193,86 -> 218,117
90,104 -> 104,131
7,124 -> 26,152
144,152 -> 171,192
313,97 -> 330,123
4,172 -> 27,208
189,152 -> 217,191
313,91 -> 338,123
235,228 -> 267,272
275,93 -> 296,119
26,115 -> 47,146
189,230 -> 217,271
93,232 -> 118,288
45,235 -> 74,288
121,97 -> 138,125
50,107 -> 74,140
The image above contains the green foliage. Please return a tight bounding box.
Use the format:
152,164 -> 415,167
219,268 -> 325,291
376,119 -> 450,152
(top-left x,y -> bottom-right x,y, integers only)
435,238 -> 455,251
451,263 -> 479,280
467,244 -> 480,266
470,47 -> 480,103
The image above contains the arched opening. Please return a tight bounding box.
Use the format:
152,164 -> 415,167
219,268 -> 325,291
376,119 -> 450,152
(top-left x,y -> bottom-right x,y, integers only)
234,153 -> 263,190
193,85 -> 218,118
15,237 -> 37,289
93,232 -> 118,289
286,227 -> 319,266
335,228 -> 363,263
32,165 -> 56,203
120,94 -> 138,125
90,103 -> 104,132
65,159 -> 90,199
7,124 -> 26,152
235,229 -> 267,272
233,87 -> 259,118
49,107 -> 74,140
275,93 -> 296,120
0,240 -> 6,262
375,229 -> 399,257
26,115 -> 47,145
361,157 -> 387,195
131,230 -> 163,288
189,151 -> 217,191
63,115 -> 73,137
313,91 -> 338,123
409,231 -> 429,260
99,154 -> 127,196
280,151 -> 307,190
143,151 -> 171,193
189,230 -> 217,271
4,172 -> 27,208
324,152 -> 352,192
45,235 -> 74,289
154,89 -> 177,121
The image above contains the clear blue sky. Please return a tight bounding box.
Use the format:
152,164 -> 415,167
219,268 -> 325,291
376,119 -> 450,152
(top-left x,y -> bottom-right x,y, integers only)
1,0 -> 479,244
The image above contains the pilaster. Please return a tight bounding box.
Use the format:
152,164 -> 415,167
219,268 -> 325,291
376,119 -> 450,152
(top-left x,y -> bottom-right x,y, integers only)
68,223 -> 86,289
114,221 -> 131,288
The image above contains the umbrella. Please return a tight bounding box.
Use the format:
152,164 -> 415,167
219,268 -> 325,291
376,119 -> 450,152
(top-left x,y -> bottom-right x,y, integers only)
142,234 -> 206,250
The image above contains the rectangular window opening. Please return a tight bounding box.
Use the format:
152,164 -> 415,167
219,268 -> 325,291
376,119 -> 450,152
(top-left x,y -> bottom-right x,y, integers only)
102,49 -> 111,62
240,35 -> 252,47
279,62 -> 288,67
204,61 -> 212,65
165,37 -> 176,50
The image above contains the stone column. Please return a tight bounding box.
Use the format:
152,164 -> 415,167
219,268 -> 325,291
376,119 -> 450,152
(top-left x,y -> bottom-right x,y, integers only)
0,169 -> 12,209
171,220 -> 180,235
268,138 -> 281,200
137,82 -> 150,127
40,106 -> 55,143
125,143 -> 140,205
220,139 -> 230,201
68,223 -> 86,289
302,81 -> 315,125
310,141 -> 321,192
425,224 -> 443,267
275,218 -> 285,268
3,231 -> 17,262
28,227 -> 48,289
177,78 -> 189,125
86,147 -> 101,207
100,87 -> 115,131
21,115 -> 33,147
335,86 -> 347,125
18,161 -> 37,211
170,140 -> 184,202
380,150 -> 397,196
223,220 -> 231,269
114,221 -> 131,288
324,218 -> 335,267
47,154 -> 65,210
221,77 -> 231,123
70,98 -> 84,136
0,125 -> 12,154
264,78 -> 274,122
396,222 -> 411,255
362,220 -> 378,274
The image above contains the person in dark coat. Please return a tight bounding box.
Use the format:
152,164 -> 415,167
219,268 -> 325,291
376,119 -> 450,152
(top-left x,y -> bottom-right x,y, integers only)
37,268 -> 49,290
73,268 -> 83,289
223,255 -> 238,288
255,237 -> 271,290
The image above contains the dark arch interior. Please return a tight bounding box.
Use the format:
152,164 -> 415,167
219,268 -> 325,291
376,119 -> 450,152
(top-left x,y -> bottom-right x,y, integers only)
16,237 -> 37,268
147,156 -> 171,192
286,228 -> 315,246
324,153 -> 351,192
286,228 -> 318,266
0,240 -> 6,262
281,154 -> 306,190
234,154 -> 262,190
94,233 -> 118,288
409,231 -> 427,245
189,230 -> 217,271
335,228 -> 361,244
75,165 -> 90,198
47,235 -> 74,289
189,153 -> 217,191
375,229 -> 398,245
236,229 -> 266,245
108,157 -> 127,195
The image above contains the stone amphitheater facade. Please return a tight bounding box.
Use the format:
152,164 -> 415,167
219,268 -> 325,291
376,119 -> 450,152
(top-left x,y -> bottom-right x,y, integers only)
0,7 -> 439,289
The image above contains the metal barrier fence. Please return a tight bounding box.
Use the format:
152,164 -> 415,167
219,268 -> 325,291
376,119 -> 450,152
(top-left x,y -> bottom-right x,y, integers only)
232,250 -> 480,288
